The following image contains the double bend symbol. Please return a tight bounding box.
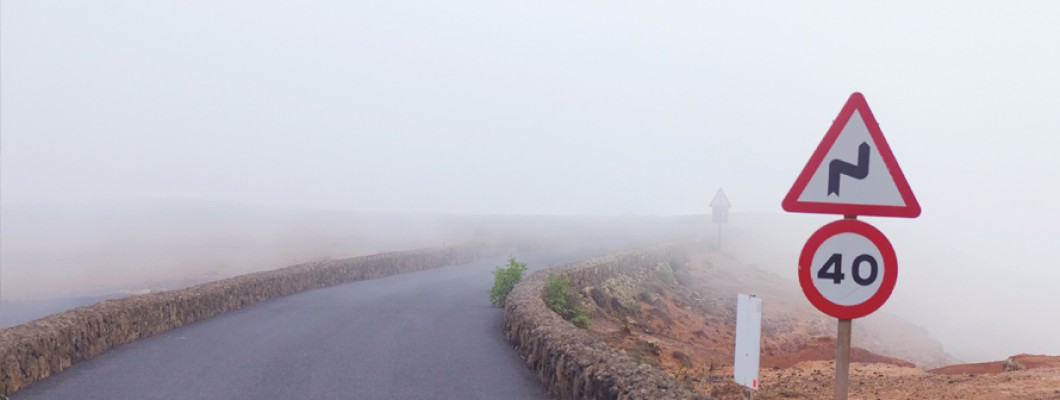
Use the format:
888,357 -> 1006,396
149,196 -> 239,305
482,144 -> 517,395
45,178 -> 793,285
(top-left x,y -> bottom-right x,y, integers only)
827,142 -> 870,196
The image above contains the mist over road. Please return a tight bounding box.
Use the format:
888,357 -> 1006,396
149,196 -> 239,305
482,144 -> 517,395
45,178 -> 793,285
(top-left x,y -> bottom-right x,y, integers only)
11,238 -> 670,400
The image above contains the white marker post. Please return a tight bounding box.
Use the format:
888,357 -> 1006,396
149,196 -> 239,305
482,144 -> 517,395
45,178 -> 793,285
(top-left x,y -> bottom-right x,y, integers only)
734,293 -> 762,399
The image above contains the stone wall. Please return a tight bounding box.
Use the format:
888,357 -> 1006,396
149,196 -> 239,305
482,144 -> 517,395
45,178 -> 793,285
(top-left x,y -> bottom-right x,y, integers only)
0,242 -> 514,396
503,242 -> 705,400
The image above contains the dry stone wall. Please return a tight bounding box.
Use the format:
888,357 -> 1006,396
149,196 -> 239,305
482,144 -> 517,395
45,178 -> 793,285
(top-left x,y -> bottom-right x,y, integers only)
503,242 -> 706,400
0,242 -> 515,396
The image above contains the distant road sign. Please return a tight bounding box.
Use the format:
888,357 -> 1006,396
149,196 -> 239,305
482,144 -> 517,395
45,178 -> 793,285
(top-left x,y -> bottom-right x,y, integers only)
782,92 -> 920,218
798,219 -> 897,319
734,293 -> 761,390
710,188 -> 730,224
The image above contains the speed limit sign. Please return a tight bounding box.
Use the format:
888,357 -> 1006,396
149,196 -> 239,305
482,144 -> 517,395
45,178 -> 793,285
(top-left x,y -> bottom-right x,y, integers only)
798,219 -> 897,319
784,93 -> 916,399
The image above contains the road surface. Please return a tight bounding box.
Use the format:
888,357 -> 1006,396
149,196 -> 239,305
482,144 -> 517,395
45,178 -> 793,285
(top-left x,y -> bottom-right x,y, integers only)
11,239 -> 660,400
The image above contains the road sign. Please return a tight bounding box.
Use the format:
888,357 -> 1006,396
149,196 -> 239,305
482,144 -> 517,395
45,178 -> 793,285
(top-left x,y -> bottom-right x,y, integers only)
782,92 -> 920,218
734,293 -> 762,391
798,219 -> 897,319
710,188 -> 730,224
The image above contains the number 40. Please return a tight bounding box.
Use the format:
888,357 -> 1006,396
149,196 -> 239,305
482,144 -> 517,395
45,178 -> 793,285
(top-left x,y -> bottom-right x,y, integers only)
817,253 -> 878,286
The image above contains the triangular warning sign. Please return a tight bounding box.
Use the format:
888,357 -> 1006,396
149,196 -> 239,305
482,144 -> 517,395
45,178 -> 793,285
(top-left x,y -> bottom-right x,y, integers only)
710,188 -> 731,208
782,92 -> 920,218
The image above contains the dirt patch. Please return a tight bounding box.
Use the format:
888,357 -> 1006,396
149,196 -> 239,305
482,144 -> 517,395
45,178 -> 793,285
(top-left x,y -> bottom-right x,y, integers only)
764,336 -> 915,369
1014,355 -> 1060,370
571,241 -> 1060,399
579,248 -> 943,388
932,354 -> 1060,375
931,360 -> 1008,375
744,361 -> 1060,400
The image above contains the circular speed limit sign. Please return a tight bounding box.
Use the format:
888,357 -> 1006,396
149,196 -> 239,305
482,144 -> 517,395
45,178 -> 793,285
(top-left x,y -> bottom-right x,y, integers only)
799,219 -> 897,319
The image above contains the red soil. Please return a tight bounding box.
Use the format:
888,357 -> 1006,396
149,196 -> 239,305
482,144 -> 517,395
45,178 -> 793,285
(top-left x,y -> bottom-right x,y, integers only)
764,336 -> 915,369
931,354 -> 1060,375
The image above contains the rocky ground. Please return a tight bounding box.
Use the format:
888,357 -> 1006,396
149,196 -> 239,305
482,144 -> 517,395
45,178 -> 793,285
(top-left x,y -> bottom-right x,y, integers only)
721,360 -> 1060,400
574,244 -> 1060,399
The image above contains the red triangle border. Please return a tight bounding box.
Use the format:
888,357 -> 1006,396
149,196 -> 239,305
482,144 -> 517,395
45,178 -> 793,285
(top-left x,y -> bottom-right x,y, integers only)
781,92 -> 921,218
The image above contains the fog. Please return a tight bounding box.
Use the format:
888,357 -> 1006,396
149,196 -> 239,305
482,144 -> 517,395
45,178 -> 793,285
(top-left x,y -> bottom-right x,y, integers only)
2,1 -> 1059,364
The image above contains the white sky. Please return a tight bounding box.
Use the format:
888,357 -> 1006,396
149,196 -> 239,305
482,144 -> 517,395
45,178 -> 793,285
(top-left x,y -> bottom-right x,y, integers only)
3,1 -> 1060,362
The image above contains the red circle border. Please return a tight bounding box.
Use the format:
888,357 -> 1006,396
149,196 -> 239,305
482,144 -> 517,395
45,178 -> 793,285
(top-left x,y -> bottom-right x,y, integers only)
798,219 -> 898,319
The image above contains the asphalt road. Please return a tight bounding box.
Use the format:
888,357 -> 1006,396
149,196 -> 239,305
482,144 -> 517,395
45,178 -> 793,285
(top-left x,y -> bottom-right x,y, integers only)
12,239 -> 660,400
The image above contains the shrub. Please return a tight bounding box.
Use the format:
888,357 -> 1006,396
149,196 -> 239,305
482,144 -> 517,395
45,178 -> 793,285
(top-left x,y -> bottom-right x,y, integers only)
545,274 -> 570,314
490,257 -> 528,308
653,263 -> 676,285
570,308 -> 590,329
545,274 -> 590,329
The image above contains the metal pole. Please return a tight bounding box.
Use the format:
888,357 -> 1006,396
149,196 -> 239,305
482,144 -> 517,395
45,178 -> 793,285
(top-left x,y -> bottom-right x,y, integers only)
835,318 -> 852,400
717,223 -> 722,250
834,214 -> 856,400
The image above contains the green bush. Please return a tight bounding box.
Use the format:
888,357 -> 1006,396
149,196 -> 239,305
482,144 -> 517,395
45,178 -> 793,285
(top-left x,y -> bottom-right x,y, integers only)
570,308 -> 590,329
545,274 -> 570,314
490,257 -> 528,308
545,273 -> 590,329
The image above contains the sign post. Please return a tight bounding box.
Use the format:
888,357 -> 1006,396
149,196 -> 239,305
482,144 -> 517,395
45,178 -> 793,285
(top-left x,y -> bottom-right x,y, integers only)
782,93 -> 919,400
835,317 -> 852,398
710,188 -> 731,250
799,216 -> 899,399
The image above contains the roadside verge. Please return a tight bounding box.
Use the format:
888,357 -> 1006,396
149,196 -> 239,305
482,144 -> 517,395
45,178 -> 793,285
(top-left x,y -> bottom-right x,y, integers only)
503,242 -> 703,400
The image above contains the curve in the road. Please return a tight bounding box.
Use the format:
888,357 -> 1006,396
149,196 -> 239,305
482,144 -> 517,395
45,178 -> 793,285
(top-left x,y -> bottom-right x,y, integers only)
12,240 -> 656,400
